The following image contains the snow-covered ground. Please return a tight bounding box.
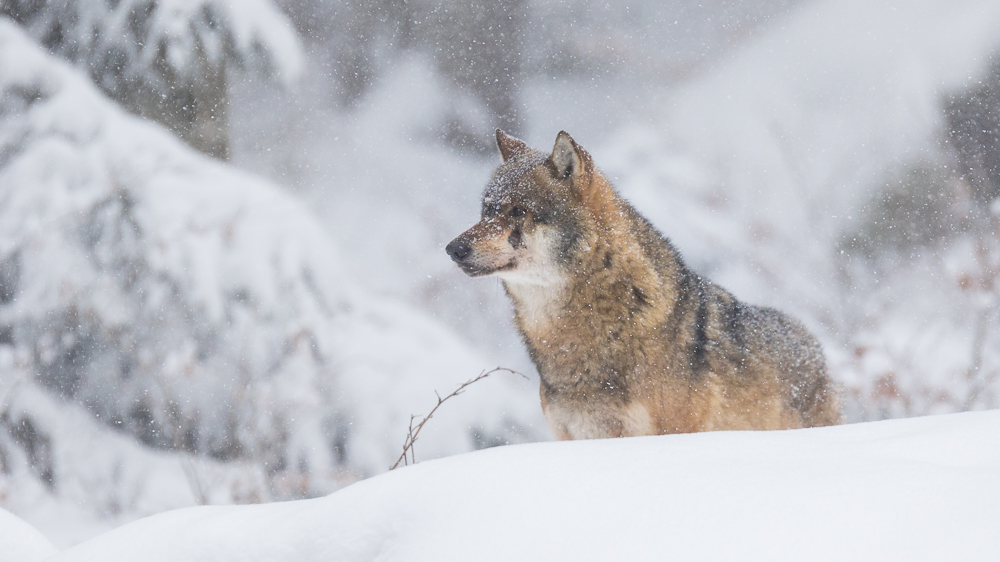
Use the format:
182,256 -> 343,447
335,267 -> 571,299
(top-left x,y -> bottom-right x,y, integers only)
0,508 -> 57,562
7,410 -> 995,562
2,0 -> 999,552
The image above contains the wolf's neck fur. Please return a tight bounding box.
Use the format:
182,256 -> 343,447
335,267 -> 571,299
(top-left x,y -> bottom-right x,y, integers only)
504,174 -> 682,393
503,281 -> 567,333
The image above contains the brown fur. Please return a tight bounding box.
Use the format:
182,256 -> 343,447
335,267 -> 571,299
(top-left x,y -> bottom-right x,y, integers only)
446,130 -> 842,440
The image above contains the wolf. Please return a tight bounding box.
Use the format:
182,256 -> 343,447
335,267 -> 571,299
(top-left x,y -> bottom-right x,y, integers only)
446,130 -> 842,440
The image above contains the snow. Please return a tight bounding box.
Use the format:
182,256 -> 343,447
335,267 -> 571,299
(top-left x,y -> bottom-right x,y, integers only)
0,507 -> 58,562
19,0 -> 304,84
150,0 -> 304,84
2,0 -> 1000,552
0,378 -> 279,545
217,0 -> 305,84
43,410 -> 1000,562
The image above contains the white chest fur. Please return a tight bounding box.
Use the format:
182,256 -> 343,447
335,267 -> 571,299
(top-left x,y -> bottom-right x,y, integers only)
503,280 -> 566,330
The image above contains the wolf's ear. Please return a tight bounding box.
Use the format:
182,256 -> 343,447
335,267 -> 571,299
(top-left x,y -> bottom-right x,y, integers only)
496,129 -> 528,162
548,131 -> 594,190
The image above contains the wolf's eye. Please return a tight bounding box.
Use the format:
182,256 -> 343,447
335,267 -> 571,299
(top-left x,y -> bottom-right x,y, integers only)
509,206 -> 526,218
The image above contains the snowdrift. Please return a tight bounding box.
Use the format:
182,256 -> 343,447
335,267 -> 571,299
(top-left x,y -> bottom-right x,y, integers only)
0,508 -> 57,562
37,410 -> 1000,562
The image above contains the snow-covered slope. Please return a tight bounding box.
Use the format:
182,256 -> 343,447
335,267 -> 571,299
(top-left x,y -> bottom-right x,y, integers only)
45,410 -> 1000,562
0,507 -> 57,562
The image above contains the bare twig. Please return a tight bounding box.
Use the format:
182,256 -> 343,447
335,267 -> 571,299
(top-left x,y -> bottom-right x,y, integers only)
962,231 -> 1000,410
180,457 -> 209,505
389,367 -> 526,470
963,308 -> 989,410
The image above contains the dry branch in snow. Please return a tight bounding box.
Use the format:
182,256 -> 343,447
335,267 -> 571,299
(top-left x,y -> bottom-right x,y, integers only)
390,367 -> 526,470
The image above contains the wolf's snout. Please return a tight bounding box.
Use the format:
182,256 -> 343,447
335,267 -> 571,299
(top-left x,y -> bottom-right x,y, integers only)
446,238 -> 472,263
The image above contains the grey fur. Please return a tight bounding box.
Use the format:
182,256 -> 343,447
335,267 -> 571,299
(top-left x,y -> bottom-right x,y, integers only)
448,131 -> 841,439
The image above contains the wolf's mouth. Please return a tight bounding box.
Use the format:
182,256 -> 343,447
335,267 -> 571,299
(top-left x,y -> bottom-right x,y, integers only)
458,260 -> 516,277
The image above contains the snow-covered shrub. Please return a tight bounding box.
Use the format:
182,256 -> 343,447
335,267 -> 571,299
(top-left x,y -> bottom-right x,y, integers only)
839,164 -> 970,260
2,0 -> 304,158
827,46 -> 1000,420
946,54 -> 1000,208
0,18 -> 336,471
835,234 -> 1000,419
0,19 -> 541,513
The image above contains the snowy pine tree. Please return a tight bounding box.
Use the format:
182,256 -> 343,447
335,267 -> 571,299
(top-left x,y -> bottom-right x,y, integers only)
1,0 -> 303,159
0,21 -> 539,506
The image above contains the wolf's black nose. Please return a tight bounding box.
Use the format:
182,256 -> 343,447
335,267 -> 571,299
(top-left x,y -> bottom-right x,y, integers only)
446,239 -> 471,263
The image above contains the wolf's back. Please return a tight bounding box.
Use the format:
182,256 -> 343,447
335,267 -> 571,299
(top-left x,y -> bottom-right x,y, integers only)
731,301 -> 841,427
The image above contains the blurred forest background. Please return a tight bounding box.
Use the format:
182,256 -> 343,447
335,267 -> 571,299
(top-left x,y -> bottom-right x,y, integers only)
0,0 -> 998,547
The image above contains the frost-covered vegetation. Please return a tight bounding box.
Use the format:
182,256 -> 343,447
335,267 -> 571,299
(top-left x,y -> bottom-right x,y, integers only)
0,17 -> 539,544
2,0 -> 303,158
0,0 -> 998,551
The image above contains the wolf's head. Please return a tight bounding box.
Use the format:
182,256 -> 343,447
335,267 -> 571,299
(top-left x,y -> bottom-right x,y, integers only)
446,130 -> 611,286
